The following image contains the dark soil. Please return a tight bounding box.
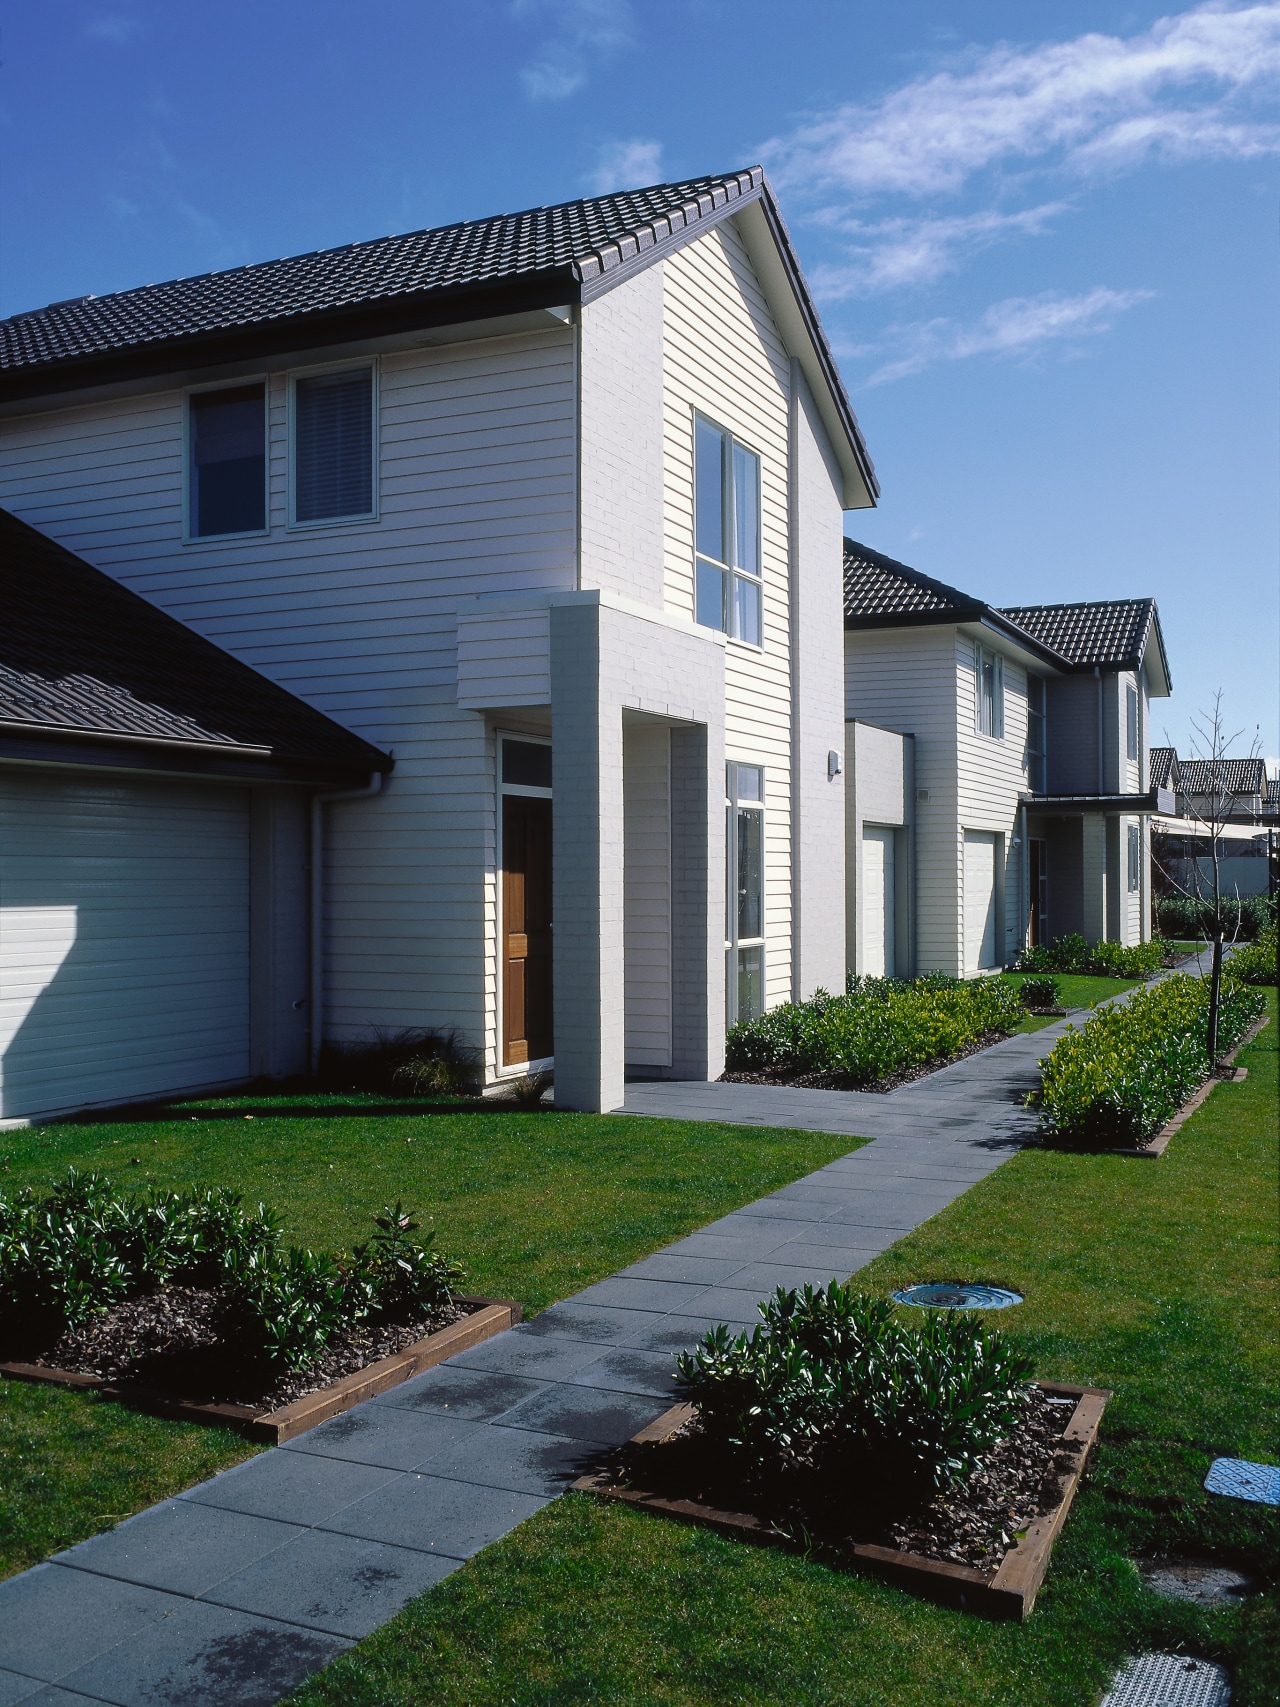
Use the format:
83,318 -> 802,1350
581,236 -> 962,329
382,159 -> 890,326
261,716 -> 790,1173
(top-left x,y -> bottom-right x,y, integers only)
12,1284 -> 471,1412
720,1030 -> 1013,1095
604,1387 -> 1077,1576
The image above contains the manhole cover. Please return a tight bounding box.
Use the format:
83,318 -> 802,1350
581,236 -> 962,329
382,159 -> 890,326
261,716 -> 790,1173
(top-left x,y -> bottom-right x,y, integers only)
1139,1557 -> 1254,1606
891,1282 -> 1023,1310
1204,1458 -> 1280,1505
1101,1653 -> 1230,1707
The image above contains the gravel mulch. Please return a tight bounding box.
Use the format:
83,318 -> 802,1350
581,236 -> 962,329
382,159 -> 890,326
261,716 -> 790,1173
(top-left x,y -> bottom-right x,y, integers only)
13,1284 -> 471,1412
719,1030 -> 1014,1095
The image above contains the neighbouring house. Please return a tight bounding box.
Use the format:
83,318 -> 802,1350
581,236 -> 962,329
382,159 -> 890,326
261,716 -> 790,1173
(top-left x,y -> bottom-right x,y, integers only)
1149,750 -> 1274,902
0,168 -> 875,1122
842,542 -> 1175,978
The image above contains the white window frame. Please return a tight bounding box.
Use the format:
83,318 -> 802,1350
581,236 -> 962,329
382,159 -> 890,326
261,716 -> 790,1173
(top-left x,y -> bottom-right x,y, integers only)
182,375 -> 270,544
286,357 -> 380,531
1127,822 -> 1142,893
693,412 -> 763,649
725,761 -> 766,1025
976,644 -> 1005,739
495,730 -> 553,1080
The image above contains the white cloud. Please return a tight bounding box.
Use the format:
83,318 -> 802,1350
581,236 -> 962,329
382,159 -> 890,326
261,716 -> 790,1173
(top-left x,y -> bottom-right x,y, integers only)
587,138 -> 663,193
514,0 -> 633,102
765,2 -> 1280,199
811,202 -> 1068,297
862,286 -> 1154,384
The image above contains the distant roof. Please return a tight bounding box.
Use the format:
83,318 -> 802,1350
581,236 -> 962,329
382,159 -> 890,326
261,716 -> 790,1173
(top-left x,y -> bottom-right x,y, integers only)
1178,757 -> 1267,799
0,169 -> 876,502
0,508 -> 390,782
1149,746 -> 1179,791
1268,778 -> 1280,805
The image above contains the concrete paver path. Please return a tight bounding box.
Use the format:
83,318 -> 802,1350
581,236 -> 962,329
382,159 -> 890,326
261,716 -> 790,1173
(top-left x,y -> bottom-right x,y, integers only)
0,1018 -> 1076,1706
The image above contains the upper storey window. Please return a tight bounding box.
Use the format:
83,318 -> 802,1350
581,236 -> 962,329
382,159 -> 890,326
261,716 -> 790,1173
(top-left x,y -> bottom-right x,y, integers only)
1026,675 -> 1047,791
292,366 -> 376,526
188,384 -> 266,538
976,644 -> 1004,739
1126,684 -> 1139,763
694,416 -> 761,646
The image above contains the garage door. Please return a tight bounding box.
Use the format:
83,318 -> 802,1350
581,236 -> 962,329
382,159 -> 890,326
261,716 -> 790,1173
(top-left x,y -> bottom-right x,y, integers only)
0,771 -> 251,1121
963,830 -> 998,972
862,826 -> 895,978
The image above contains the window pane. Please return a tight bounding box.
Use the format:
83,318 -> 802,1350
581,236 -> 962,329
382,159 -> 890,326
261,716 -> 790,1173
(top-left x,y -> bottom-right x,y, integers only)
980,653 -> 995,734
735,765 -> 764,803
1127,687 -> 1139,760
696,558 -> 727,631
503,740 -> 551,789
737,946 -> 763,1021
295,368 -> 373,522
734,574 -> 762,646
736,805 -> 763,940
190,385 -> 264,537
695,419 -> 725,563
732,442 -> 759,574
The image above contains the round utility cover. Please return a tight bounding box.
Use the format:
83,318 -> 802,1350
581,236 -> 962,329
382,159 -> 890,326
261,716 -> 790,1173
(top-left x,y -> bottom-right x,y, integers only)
892,1282 -> 1024,1310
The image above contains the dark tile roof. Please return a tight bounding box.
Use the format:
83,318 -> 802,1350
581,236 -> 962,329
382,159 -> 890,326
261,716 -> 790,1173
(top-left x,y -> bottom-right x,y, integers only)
1149,746 -> 1179,791
1177,757 -> 1267,799
0,507 -> 389,778
843,539 -> 983,624
998,599 -> 1154,670
1268,778 -> 1280,805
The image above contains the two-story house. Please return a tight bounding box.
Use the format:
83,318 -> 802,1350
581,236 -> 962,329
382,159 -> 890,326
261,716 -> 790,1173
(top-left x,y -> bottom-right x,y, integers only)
841,542 -> 1174,978
0,168 -> 876,1124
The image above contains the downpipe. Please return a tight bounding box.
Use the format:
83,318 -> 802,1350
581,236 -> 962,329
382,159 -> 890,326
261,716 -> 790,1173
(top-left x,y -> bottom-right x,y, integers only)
309,773 -> 385,1075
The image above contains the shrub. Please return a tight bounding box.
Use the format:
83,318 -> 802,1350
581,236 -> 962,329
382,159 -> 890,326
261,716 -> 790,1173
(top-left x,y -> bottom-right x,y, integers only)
674,1283 -> 1034,1505
320,1027 -> 480,1097
1038,973 -> 1266,1145
1225,924 -> 1279,986
216,1243 -> 347,1373
1019,976 -> 1060,1011
1016,935 -> 1165,978
1155,893 -> 1275,942
725,976 -> 1021,1085
348,1202 -> 464,1323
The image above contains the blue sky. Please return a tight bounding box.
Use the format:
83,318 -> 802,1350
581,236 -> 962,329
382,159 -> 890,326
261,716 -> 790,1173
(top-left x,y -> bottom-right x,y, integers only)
1,0 -> 1276,759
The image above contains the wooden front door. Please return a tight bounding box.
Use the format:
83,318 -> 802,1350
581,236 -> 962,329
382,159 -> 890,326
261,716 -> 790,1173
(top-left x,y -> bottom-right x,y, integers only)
502,795 -> 553,1064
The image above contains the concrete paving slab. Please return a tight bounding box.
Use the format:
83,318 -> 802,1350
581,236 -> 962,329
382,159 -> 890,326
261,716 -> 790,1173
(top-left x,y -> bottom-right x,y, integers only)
319,1473 -> 547,1558
368,1364 -> 544,1422
278,1403 -> 475,1471
762,1243 -> 880,1277
518,1302 -> 668,1344
567,1275 -> 706,1314
613,1313 -> 730,1353
425,1427 -> 589,1498
3,1684 -> 96,1706
614,1251 -> 753,1285
493,1382 -> 666,1446
55,1502 -> 304,1599
202,1531 -> 459,1641
562,1346 -> 682,1399
672,1285 -> 776,1323
179,1450 -> 396,1527
660,1231 -> 795,1260
723,1262 -> 853,1294
0,1566 -> 181,1685
55,1599 -> 348,1707
444,1327 -> 607,1382
0,1672 -> 44,1707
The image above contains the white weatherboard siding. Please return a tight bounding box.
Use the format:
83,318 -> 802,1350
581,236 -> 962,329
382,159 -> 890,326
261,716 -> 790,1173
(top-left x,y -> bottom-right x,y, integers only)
0,771 -> 250,1120
862,827 -> 895,978
0,327 -> 578,1073
623,719 -> 672,1067
963,830 -> 998,972
663,220 -> 795,1010
955,630 -> 1031,971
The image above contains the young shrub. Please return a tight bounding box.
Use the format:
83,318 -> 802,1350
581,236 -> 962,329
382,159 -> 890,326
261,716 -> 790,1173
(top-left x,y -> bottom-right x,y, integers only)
215,1243 -> 347,1373
1038,972 -> 1266,1145
675,1282 -> 1033,1506
322,1027 -> 480,1097
0,1176 -> 130,1337
348,1202 -> 463,1323
1019,976 -> 1060,1011
1224,924 -> 1279,986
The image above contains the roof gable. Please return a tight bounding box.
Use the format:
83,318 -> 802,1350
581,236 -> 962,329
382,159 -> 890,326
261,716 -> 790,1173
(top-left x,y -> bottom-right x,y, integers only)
999,597 -> 1172,695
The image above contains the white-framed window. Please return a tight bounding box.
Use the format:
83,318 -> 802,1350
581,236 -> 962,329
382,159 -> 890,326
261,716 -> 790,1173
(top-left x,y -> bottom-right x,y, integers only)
1127,823 -> 1142,892
1026,674 -> 1047,792
976,644 -> 1004,739
694,415 -> 762,646
289,362 -> 377,527
726,762 -> 765,1023
1126,684 -> 1139,763
185,380 -> 268,540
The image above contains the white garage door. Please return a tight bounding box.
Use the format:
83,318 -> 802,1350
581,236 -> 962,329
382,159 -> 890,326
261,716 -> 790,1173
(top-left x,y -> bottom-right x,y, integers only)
862,826 -> 895,978
0,771 -> 251,1121
963,830 -> 998,972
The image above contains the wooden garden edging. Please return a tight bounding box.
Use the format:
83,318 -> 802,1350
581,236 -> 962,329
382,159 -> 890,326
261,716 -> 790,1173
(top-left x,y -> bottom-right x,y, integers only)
1118,1012 -> 1270,1159
0,1293 -> 521,1444
574,1380 -> 1110,1621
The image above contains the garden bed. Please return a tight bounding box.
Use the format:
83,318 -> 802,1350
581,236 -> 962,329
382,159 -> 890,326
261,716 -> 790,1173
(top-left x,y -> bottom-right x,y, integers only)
1103,1012 -> 1270,1159
576,1381 -> 1109,1620
0,1291 -> 519,1443
721,1028 -> 1014,1093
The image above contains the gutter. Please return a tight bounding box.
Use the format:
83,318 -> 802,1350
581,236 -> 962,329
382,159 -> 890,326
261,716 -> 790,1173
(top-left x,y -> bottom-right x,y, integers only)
308,772 -> 385,1075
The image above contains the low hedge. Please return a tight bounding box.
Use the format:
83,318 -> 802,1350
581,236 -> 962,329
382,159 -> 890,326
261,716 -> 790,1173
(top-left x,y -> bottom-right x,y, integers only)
1225,924 -> 1279,986
1016,933 -> 1166,978
1154,893 -> 1275,942
724,975 -> 1021,1085
1038,973 -> 1266,1146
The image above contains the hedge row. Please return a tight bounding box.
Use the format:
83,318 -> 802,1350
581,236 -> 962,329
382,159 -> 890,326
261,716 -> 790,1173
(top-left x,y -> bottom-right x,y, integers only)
1154,893 -> 1276,943
1015,933 -> 1167,978
1038,973 -> 1265,1146
724,975 -> 1022,1085
1225,924 -> 1279,986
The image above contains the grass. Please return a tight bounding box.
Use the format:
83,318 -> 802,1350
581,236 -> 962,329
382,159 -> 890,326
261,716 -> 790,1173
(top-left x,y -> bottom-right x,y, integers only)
1000,971 -> 1145,1033
0,1102 -> 861,1579
284,992 -> 1279,1707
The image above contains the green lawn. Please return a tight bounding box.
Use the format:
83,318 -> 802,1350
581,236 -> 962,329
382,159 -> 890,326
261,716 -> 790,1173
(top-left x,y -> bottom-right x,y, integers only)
285,992 -> 1279,1707
1000,971 -> 1145,1032
0,1104 -> 861,1579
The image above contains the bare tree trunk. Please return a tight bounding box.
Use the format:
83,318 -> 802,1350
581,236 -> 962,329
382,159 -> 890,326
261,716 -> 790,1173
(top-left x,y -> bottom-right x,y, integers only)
1207,929 -> 1223,1064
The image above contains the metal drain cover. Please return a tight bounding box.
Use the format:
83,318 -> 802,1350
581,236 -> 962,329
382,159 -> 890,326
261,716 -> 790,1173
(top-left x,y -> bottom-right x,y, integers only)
1204,1458 -> 1280,1505
1101,1653 -> 1230,1707
1139,1557 -> 1254,1606
892,1281 -> 1023,1310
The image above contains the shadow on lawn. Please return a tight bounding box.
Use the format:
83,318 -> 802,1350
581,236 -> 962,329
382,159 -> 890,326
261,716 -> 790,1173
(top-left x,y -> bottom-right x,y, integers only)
53,1088 -> 556,1125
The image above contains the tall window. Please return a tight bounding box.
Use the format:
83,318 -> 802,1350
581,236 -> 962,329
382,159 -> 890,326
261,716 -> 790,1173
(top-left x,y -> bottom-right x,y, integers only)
188,384 -> 266,537
293,366 -> 375,524
695,417 -> 762,645
1127,823 -> 1142,892
976,645 -> 1004,738
1126,685 -> 1139,763
726,762 -> 765,1023
1026,675 -> 1047,792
